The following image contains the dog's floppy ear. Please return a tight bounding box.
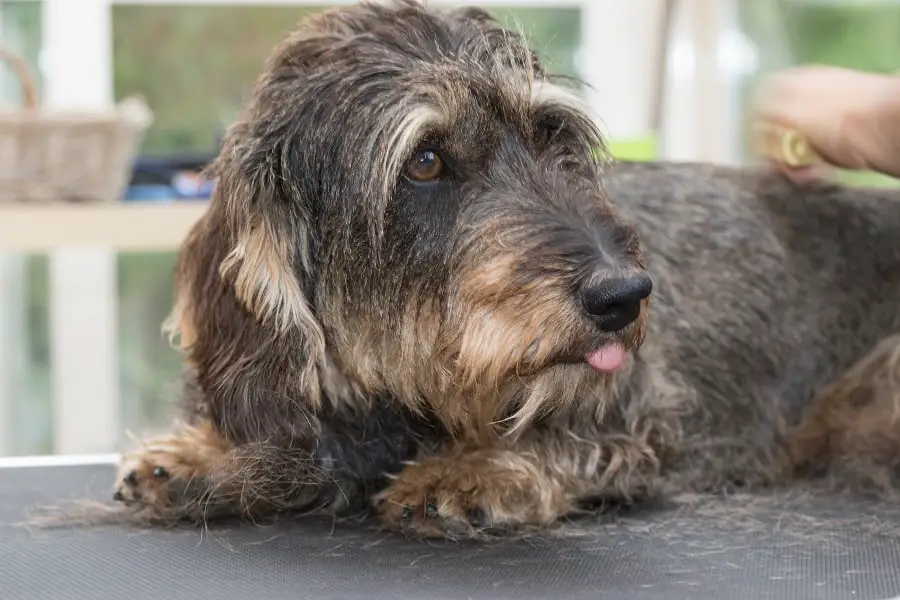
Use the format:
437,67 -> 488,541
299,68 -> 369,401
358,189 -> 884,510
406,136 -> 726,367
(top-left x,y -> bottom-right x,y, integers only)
213,81 -> 329,384
164,3 -> 413,436
163,34 -> 335,423
204,1 -> 398,340
160,128 -> 329,445
215,126 -> 322,340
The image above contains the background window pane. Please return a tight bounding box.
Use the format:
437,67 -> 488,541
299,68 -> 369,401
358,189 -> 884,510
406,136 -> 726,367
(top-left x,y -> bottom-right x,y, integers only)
1,0 -> 50,456
0,0 -> 41,106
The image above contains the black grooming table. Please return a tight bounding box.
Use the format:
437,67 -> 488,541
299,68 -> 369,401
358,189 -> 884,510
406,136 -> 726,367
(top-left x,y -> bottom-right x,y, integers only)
3,460 -> 900,600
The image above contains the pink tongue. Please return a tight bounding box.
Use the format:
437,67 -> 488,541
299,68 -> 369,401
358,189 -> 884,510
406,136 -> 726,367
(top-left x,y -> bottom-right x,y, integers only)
586,342 -> 626,372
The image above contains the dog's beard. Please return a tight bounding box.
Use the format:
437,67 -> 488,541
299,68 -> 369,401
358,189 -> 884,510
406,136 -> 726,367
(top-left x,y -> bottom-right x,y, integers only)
497,361 -> 615,436
420,301 -> 645,438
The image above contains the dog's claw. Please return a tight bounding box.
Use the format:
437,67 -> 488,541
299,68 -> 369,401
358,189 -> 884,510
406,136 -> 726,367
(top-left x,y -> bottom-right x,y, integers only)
124,470 -> 139,487
467,507 -> 486,527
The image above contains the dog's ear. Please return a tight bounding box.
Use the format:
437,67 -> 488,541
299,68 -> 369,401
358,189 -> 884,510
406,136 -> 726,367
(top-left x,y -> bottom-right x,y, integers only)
161,121 -> 329,443
164,2 -> 439,441
204,12 -> 365,373
162,33 -> 338,429
214,125 -> 322,341
162,205 -> 329,445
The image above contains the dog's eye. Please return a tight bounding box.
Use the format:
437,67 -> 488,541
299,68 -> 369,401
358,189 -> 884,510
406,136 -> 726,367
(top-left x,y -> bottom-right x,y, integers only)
406,150 -> 446,182
535,116 -> 563,147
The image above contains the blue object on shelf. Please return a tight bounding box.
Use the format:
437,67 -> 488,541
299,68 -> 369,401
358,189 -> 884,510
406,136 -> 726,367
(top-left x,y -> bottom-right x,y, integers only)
124,151 -> 218,203
124,185 -> 177,203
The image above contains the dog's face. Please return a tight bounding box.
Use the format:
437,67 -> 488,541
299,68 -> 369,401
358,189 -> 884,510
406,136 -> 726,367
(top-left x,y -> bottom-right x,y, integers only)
206,0 -> 650,436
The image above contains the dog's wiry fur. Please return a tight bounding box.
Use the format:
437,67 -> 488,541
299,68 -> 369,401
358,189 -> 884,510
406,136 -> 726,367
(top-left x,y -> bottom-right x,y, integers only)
111,0 -> 900,538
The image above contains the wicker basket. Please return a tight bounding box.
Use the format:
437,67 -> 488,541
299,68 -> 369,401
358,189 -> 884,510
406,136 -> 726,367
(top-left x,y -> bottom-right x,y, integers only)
0,47 -> 152,204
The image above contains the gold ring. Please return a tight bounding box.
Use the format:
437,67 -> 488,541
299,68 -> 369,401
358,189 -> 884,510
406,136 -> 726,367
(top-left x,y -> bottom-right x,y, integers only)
749,122 -> 822,167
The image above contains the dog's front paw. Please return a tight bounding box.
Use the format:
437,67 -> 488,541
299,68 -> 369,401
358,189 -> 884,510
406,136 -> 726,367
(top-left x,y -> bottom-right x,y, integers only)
373,450 -> 569,539
115,448 -> 183,504
113,440 -> 205,521
112,424 -> 230,522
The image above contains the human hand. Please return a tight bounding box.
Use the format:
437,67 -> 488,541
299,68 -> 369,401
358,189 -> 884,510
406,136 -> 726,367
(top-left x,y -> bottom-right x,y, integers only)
751,65 -> 900,181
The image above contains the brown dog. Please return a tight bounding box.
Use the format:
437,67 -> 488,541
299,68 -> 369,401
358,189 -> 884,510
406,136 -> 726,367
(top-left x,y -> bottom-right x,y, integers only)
111,0 -> 900,539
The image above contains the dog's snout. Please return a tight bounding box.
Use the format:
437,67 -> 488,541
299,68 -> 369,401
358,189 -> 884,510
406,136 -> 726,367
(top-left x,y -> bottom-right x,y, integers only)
579,274 -> 652,332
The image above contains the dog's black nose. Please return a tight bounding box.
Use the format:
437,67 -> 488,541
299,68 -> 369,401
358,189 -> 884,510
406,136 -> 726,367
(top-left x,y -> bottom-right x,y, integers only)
580,274 -> 652,332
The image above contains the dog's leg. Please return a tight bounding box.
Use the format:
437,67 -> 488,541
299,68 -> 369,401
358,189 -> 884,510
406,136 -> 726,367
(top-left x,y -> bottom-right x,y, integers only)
114,419 -> 241,523
373,427 -> 661,539
114,400 -> 429,525
113,418 -> 331,524
788,333 -> 900,493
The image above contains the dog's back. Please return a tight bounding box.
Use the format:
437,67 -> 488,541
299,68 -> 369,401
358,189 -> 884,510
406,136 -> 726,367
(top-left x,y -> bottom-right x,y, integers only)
606,160 -> 900,488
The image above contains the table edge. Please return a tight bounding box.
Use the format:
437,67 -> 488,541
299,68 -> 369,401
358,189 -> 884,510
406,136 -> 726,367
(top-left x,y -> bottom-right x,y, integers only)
0,453 -> 120,469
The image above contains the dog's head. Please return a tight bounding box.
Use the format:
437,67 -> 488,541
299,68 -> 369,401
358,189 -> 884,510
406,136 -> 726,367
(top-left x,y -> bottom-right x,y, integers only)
173,0 -> 650,439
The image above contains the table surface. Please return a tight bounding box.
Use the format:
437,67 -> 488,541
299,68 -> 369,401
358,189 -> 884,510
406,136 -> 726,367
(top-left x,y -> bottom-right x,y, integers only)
2,460 -> 900,600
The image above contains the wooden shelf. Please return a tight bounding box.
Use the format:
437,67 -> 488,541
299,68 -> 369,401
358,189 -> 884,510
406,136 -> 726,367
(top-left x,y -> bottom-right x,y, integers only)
0,201 -> 209,252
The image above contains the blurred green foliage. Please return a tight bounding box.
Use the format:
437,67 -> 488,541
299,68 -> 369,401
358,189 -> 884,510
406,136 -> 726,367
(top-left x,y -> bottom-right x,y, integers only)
109,5 -> 580,154
1,1 -> 898,453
